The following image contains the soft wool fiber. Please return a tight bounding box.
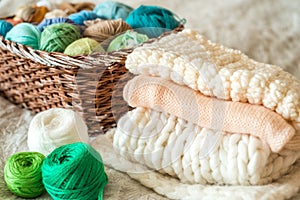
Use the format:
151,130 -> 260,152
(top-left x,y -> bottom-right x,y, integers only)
4,152 -> 45,198
0,20 -> 13,37
125,5 -> 182,38
64,37 -> 104,56
27,108 -> 89,156
40,23 -> 81,52
42,142 -> 108,200
93,1 -> 133,20
107,30 -> 148,52
5,23 -> 41,50
68,10 -> 98,25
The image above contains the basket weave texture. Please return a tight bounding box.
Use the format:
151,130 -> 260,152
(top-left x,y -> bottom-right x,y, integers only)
0,27 -> 183,135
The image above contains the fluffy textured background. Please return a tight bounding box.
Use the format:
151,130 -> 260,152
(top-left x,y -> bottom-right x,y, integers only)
0,0 -> 299,199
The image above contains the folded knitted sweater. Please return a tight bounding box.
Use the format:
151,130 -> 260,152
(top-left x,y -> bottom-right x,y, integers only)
109,29 -> 300,186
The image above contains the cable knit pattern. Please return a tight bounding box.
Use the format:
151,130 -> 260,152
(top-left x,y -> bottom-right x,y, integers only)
125,29 -> 300,126
112,107 -> 300,185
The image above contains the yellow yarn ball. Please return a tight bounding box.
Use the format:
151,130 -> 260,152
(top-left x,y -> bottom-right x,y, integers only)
64,38 -> 105,56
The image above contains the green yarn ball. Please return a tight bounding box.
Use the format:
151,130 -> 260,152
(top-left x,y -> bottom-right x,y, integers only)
64,38 -> 105,56
4,152 -> 45,198
42,142 -> 108,200
5,23 -> 41,50
40,23 -> 81,53
107,30 -> 149,52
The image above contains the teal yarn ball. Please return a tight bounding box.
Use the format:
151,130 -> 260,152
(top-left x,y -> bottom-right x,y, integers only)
40,23 -> 81,53
125,5 -> 182,38
93,1 -> 133,20
107,30 -> 148,52
0,20 -> 13,37
4,152 -> 45,198
42,142 -> 108,200
5,23 -> 41,50
64,38 -> 105,56
68,10 -> 99,25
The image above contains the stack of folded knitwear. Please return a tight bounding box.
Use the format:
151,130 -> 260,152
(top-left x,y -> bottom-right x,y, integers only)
110,29 -> 300,186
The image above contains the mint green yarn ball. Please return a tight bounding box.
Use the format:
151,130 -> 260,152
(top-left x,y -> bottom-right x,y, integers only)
5,23 -> 41,50
40,23 -> 81,53
42,142 -> 108,200
107,30 -> 149,52
64,38 -> 105,56
4,152 -> 45,198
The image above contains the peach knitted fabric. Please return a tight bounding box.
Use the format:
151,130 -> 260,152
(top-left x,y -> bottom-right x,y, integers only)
124,75 -> 298,153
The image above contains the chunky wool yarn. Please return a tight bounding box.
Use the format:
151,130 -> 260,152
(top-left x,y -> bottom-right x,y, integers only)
68,10 -> 99,25
0,20 -> 13,37
126,5 -> 182,38
27,108 -> 89,156
4,152 -> 45,198
42,142 -> 108,200
64,37 -> 104,56
93,1 -> 133,20
83,19 -> 131,46
39,23 -> 81,52
5,23 -> 41,49
107,30 -> 148,52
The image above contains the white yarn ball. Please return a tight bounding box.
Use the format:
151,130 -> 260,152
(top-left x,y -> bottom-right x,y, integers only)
27,108 -> 89,155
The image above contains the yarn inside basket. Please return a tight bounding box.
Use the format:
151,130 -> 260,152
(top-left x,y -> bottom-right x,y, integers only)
126,5 -> 182,38
107,30 -> 148,52
83,19 -> 131,47
93,1 -> 133,20
0,20 -> 13,37
37,17 -> 76,32
5,23 -> 41,50
42,142 -> 108,200
40,23 -> 81,52
4,152 -> 45,198
68,10 -> 99,25
64,37 -> 104,56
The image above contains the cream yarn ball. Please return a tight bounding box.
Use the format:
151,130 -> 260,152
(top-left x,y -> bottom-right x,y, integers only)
27,108 -> 89,155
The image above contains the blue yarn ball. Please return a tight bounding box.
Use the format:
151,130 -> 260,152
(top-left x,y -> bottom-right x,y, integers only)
93,1 -> 133,20
125,5 -> 181,38
5,23 -> 41,50
0,20 -> 13,38
37,17 -> 77,32
68,10 -> 99,25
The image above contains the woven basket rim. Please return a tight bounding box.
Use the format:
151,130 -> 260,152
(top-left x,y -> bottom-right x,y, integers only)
0,35 -> 132,69
0,25 -> 184,69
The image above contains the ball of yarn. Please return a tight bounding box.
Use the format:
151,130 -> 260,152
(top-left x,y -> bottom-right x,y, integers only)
83,19 -> 131,46
125,5 -> 182,38
64,38 -> 104,56
5,23 -> 41,50
40,23 -> 81,52
93,1 -> 133,20
107,30 -> 148,52
44,9 -> 68,19
4,152 -> 45,198
42,142 -> 108,200
37,17 -> 76,32
27,108 -> 89,155
68,10 -> 99,25
0,20 -> 13,37
15,5 -> 48,23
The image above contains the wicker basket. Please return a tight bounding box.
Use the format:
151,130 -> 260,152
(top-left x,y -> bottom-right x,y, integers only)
0,27 -> 183,135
